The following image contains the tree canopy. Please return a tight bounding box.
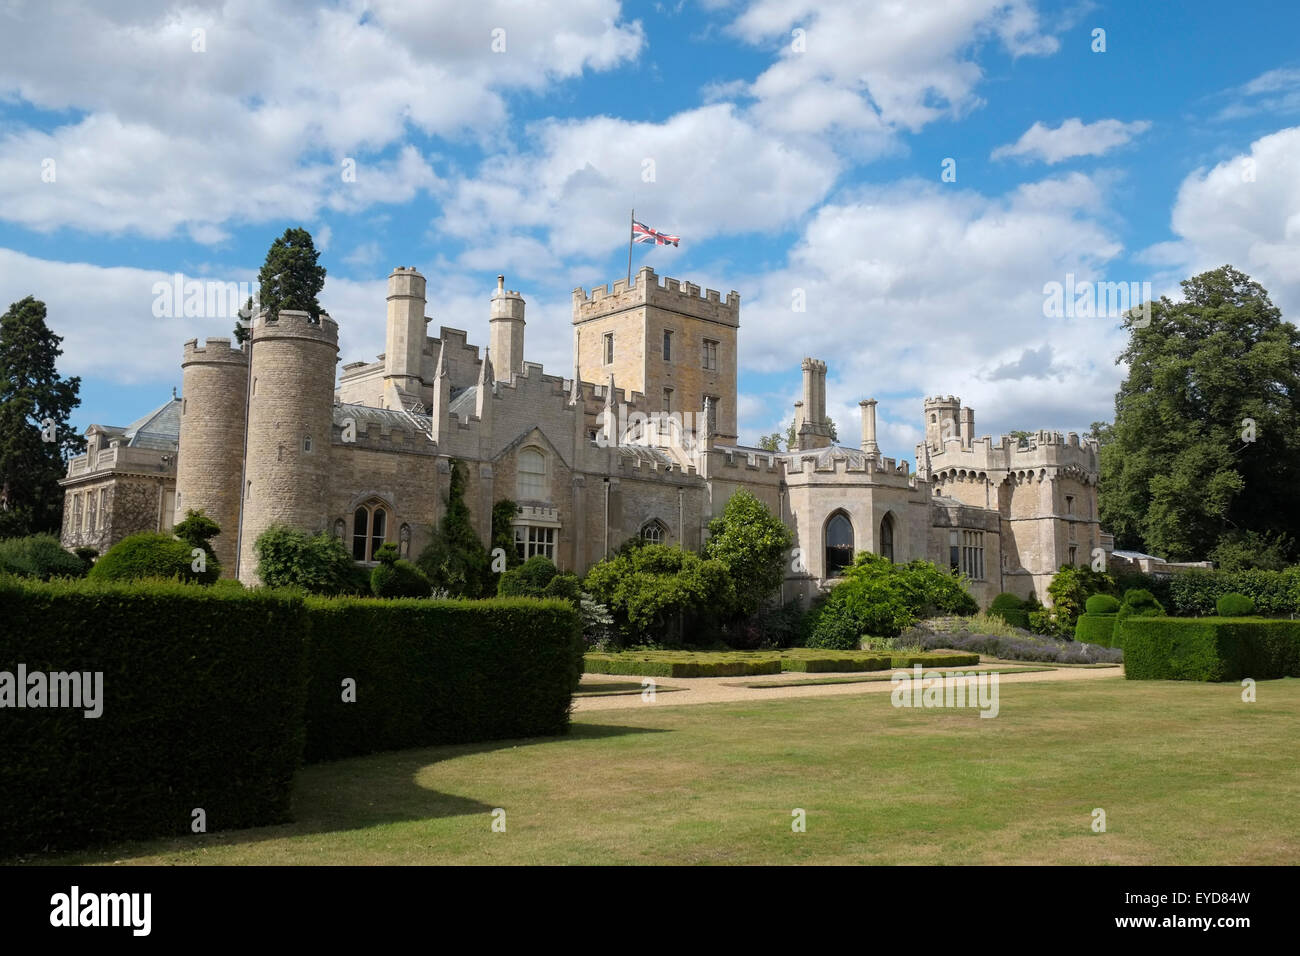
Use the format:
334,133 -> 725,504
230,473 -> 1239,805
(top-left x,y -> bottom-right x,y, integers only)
0,296 -> 83,536
1098,265 -> 1300,564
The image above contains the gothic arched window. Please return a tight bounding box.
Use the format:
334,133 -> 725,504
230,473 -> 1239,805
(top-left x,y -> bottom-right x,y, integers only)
641,520 -> 667,544
880,513 -> 895,563
352,498 -> 390,562
825,512 -> 853,576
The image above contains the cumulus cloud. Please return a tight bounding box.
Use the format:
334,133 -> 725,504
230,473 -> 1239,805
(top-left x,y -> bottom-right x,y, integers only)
729,173 -> 1133,453
0,0 -> 643,238
991,118 -> 1152,164
1146,125 -> 1300,317
728,0 -> 1059,142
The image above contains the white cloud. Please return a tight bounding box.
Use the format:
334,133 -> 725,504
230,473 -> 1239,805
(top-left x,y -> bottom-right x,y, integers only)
726,174 -> 1134,453
1214,68 -> 1300,121
991,118 -> 1151,164
729,0 -> 1059,142
0,0 -> 642,239
437,103 -> 842,275
1150,125 -> 1300,317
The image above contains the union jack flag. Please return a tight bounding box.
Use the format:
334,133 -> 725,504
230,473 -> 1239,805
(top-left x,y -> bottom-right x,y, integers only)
632,220 -> 680,246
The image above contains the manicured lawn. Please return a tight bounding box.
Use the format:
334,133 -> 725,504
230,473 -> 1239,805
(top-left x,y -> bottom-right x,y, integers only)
35,676 -> 1300,865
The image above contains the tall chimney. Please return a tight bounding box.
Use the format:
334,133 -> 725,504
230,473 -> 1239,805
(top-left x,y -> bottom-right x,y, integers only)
860,398 -> 880,457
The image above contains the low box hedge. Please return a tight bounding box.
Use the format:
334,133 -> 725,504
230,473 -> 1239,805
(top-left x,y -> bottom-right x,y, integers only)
1122,617 -> 1300,681
1075,612 -> 1118,646
583,654 -> 782,678
0,576 -> 308,857
303,596 -> 583,762
780,655 -> 891,673
894,652 -> 981,668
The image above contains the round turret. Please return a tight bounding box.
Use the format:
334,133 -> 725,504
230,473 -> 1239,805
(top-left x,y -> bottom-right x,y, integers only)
238,310 -> 339,584
177,337 -> 249,576
924,395 -> 962,452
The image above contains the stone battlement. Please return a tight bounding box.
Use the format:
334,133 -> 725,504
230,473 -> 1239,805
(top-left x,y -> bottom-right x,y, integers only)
923,430 -> 1099,476
253,309 -> 339,345
182,337 -> 247,364
573,266 -> 740,326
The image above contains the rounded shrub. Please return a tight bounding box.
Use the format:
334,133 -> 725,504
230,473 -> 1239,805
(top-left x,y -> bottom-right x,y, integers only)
1215,592 -> 1255,617
0,534 -> 87,580
1085,593 -> 1121,615
1116,588 -> 1166,623
88,532 -> 215,584
806,611 -> 861,650
499,555 -> 559,596
370,558 -> 433,598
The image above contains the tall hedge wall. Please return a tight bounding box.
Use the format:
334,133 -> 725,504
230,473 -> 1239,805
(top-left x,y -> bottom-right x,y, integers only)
302,597 -> 583,762
0,577 -> 308,856
1122,617 -> 1300,681
1166,568 -> 1300,617
1074,613 -> 1118,646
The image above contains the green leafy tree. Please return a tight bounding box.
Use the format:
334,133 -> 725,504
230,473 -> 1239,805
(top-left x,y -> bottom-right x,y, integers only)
257,227 -> 326,324
757,433 -> 784,452
1045,565 -> 1116,630
0,296 -> 83,536
417,459 -> 491,597
582,543 -> 731,645
785,415 -> 838,449
703,488 -> 793,618
1099,266 -> 1300,562
491,498 -> 522,570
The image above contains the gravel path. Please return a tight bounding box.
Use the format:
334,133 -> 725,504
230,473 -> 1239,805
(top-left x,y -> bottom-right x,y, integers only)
573,662 -> 1124,713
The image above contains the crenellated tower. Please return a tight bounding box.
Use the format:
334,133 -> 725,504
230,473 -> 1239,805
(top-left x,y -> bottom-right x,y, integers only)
238,310 -> 339,584
177,337 -> 248,576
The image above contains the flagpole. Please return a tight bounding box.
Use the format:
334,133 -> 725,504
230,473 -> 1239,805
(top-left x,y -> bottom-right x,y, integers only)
627,208 -> 634,287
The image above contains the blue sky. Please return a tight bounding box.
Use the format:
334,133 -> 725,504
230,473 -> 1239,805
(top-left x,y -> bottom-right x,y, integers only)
2,0 -> 1298,460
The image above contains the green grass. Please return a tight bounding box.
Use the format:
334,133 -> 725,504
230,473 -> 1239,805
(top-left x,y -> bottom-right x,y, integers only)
27,676 -> 1300,866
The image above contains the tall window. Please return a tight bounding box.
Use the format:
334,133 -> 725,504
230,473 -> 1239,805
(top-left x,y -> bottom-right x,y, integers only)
880,514 -> 895,563
662,387 -> 673,412
87,490 -> 98,531
603,332 -> 614,365
98,489 -> 107,530
663,329 -> 673,361
961,530 -> 985,580
518,448 -> 547,500
702,339 -> 718,371
825,512 -> 853,575
514,525 -> 555,561
73,494 -> 83,532
1069,546 -> 1078,565
949,530 -> 959,571
641,520 -> 666,544
352,499 -> 390,561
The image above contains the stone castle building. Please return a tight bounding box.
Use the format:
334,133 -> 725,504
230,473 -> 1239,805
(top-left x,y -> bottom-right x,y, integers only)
62,264 -> 1108,606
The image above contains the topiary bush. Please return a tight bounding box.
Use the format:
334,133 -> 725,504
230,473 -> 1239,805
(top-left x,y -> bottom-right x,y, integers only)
0,534 -> 86,580
88,531 -> 217,584
1085,593 -> 1121,614
1075,612 -> 1118,646
1215,592 -> 1255,617
370,544 -> 433,598
1116,588 -> 1167,624
989,592 -> 1029,628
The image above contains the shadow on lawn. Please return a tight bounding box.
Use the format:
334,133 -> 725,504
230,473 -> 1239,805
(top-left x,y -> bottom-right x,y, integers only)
31,722 -> 668,864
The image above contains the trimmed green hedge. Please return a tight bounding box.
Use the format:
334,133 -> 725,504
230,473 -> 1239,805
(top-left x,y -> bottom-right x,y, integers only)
989,592 -> 1029,629
1121,617 -> 1300,681
583,654 -> 782,678
781,655 -> 891,673
1167,568 -> 1300,617
303,597 -> 582,762
894,653 -> 981,668
0,577 -> 307,856
1075,613 -> 1118,646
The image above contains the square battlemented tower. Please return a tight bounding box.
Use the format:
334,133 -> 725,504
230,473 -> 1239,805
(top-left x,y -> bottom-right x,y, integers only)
573,266 -> 740,442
